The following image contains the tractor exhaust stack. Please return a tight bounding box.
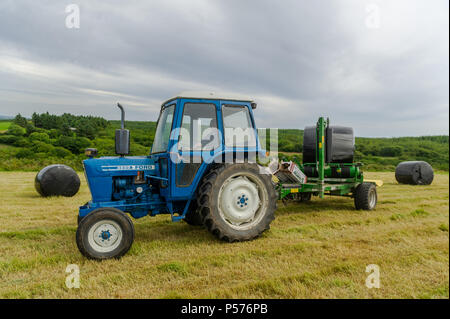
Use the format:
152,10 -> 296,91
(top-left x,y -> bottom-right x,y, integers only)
115,103 -> 130,156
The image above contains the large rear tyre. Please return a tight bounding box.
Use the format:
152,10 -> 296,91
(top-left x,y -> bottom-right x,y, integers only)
197,164 -> 277,242
354,182 -> 377,210
183,202 -> 204,226
76,208 -> 134,260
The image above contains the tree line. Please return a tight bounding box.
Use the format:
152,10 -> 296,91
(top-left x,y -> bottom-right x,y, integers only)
0,113 -> 448,171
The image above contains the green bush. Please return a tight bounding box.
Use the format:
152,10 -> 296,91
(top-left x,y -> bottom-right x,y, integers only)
15,149 -> 34,159
32,141 -> 54,153
130,143 -> 149,156
6,124 -> 25,136
0,135 -> 19,144
29,132 -> 50,143
379,146 -> 402,157
55,136 -> 91,154
92,137 -> 115,156
51,146 -> 72,158
35,152 -> 51,159
48,129 -> 61,139
13,137 -> 31,147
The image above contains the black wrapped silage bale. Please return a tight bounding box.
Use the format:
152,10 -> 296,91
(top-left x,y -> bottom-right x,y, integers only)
303,165 -> 318,177
302,125 -> 354,164
35,164 -> 80,197
395,161 -> 434,185
302,126 -> 317,163
326,126 -> 355,163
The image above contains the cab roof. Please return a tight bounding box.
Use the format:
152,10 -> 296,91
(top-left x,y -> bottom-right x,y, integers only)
162,91 -> 254,106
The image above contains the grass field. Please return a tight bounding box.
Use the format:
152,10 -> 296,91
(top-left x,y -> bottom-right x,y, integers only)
0,171 -> 448,299
0,121 -> 11,133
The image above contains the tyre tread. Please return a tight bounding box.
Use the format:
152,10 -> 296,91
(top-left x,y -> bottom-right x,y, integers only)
197,164 -> 277,242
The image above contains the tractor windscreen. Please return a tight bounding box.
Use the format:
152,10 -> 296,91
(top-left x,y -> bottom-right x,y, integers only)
152,104 -> 175,153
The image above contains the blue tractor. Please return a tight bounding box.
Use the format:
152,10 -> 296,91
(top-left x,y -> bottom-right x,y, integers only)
76,92 -> 277,259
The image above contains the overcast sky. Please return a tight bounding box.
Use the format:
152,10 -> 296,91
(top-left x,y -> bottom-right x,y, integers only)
0,0 -> 448,137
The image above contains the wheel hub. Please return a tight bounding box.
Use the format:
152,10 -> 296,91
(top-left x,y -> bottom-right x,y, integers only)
89,220 -> 123,252
237,194 -> 249,207
100,230 -> 111,240
219,176 -> 261,225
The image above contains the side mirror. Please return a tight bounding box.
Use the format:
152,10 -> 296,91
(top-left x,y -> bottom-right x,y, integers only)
115,103 -> 130,156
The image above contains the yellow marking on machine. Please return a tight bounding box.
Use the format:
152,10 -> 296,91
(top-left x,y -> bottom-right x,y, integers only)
291,188 -> 299,193
365,179 -> 383,187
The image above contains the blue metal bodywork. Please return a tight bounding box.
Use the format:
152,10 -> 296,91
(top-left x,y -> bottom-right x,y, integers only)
79,97 -> 264,222
80,156 -> 167,219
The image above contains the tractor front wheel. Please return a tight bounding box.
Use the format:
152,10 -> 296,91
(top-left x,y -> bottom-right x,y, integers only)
197,163 -> 277,242
354,182 -> 377,210
76,207 -> 134,260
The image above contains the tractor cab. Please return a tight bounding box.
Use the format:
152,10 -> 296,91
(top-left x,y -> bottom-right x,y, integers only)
149,91 -> 261,201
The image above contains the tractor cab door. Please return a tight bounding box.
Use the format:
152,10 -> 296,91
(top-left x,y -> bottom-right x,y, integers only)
149,102 -> 178,200
169,99 -> 222,200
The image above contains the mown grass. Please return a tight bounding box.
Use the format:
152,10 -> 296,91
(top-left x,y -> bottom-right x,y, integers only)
0,171 -> 448,299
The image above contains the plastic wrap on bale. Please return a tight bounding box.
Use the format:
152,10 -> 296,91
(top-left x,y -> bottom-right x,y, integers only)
302,125 -> 354,164
325,126 -> 355,163
302,126 -> 317,163
395,161 -> 434,185
35,164 -> 81,197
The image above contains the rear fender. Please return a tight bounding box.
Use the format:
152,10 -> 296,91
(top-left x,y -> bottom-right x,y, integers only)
176,149 -> 267,200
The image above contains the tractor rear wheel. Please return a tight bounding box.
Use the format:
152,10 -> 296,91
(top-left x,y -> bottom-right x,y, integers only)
183,202 -> 204,226
76,207 -> 134,260
197,163 -> 277,242
354,182 -> 377,210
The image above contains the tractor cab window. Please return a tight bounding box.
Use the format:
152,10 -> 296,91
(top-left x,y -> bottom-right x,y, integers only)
152,104 -> 175,153
178,103 -> 219,151
222,105 -> 256,147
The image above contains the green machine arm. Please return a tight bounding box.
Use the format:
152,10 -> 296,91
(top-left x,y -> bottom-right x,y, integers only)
316,117 -> 328,198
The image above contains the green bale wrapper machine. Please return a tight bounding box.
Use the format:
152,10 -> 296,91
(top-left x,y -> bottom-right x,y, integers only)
274,117 -> 381,210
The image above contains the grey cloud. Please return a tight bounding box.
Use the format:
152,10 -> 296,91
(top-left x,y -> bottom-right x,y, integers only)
0,0 -> 448,137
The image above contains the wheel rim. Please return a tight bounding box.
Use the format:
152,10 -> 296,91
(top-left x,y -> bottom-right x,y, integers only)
87,219 -> 123,253
368,188 -> 377,208
218,172 -> 268,230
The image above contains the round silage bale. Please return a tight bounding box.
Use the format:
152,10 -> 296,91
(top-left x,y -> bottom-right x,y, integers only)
302,126 -> 317,163
395,161 -> 434,185
35,164 -> 81,197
